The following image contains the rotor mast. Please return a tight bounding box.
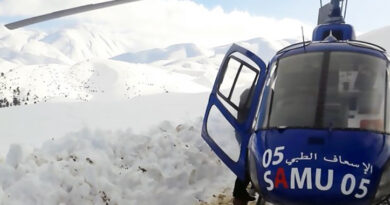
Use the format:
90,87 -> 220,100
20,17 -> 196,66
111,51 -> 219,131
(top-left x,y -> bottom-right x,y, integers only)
318,0 -> 346,25
313,0 -> 355,41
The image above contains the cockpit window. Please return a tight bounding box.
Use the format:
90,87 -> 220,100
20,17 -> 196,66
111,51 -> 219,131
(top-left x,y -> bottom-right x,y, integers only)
264,51 -> 387,133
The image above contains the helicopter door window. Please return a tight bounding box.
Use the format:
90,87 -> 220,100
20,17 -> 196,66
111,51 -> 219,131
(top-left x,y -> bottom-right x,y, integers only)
219,58 -> 242,99
217,54 -> 259,121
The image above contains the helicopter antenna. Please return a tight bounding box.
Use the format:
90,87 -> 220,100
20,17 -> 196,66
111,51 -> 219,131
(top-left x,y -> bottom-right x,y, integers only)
5,0 -> 141,30
301,26 -> 306,52
320,0 -> 323,7
344,0 -> 349,20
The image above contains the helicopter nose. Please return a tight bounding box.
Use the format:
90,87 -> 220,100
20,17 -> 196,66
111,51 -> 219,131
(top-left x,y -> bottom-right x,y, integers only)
251,128 -> 387,205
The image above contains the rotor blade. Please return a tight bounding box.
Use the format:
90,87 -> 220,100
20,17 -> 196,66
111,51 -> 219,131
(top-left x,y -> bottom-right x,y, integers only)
5,0 -> 141,30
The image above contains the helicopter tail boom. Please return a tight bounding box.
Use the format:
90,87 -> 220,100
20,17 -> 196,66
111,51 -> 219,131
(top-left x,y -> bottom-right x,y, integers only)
5,0 -> 141,30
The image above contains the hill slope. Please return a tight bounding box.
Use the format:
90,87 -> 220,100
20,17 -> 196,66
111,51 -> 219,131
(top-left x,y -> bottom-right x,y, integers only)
358,26 -> 390,51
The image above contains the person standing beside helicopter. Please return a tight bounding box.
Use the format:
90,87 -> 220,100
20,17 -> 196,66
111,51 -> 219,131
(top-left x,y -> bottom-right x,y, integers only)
233,88 -> 257,205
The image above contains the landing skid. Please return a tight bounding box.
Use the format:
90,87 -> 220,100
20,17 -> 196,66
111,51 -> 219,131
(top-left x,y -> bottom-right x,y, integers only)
378,195 -> 390,205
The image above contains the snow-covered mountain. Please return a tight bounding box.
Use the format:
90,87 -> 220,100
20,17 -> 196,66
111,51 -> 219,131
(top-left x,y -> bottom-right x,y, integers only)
0,23 -> 299,109
0,27 -> 72,65
112,43 -> 206,64
214,37 -> 296,63
0,25 -> 143,65
111,38 -> 293,65
41,25 -> 136,62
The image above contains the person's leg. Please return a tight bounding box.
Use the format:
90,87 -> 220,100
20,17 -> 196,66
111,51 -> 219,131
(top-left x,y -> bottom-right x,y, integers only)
233,177 -> 256,205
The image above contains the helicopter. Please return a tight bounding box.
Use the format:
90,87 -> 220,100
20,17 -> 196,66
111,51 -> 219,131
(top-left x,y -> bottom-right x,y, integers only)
201,0 -> 390,205
3,0 -> 390,204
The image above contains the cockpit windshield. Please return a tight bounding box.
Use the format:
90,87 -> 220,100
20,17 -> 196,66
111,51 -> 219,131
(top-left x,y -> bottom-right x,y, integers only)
265,51 -> 387,133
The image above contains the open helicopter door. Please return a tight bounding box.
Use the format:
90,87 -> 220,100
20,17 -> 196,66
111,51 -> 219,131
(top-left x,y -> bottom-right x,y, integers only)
202,44 -> 267,180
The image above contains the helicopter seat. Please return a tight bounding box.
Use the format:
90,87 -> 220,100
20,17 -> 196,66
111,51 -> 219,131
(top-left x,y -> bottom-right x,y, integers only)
357,91 -> 383,115
356,91 -> 384,131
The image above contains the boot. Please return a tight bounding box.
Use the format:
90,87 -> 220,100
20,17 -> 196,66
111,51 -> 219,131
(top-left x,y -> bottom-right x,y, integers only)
233,197 -> 249,205
233,191 -> 256,205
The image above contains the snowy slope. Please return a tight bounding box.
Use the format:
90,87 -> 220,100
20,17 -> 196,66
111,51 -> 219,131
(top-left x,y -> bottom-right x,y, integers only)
0,58 -> 211,108
0,92 -> 209,152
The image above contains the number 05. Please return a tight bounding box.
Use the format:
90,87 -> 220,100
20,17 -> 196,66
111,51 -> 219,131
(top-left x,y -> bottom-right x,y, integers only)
355,179 -> 370,199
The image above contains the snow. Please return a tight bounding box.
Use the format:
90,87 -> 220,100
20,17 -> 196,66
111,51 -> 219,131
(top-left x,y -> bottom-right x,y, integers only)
0,120 -> 236,205
0,14 -> 388,204
41,25 -> 135,63
0,93 -> 209,154
0,24 -> 241,203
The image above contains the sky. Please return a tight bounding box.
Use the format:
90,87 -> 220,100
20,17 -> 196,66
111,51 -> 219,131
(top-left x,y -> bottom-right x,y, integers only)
0,0 -> 388,33
0,0 -> 314,48
191,0 -> 390,33
0,0 -> 389,49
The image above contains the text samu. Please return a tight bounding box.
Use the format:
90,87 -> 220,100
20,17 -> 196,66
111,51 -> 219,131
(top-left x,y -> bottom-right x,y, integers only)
262,147 -> 371,199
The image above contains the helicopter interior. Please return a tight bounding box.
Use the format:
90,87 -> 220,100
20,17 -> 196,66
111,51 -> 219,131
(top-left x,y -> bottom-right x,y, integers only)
217,53 -> 260,118
267,51 -> 387,133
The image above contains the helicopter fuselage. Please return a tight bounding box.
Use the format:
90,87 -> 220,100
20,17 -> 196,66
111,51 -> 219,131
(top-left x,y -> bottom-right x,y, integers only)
199,1 -> 390,205
248,42 -> 390,205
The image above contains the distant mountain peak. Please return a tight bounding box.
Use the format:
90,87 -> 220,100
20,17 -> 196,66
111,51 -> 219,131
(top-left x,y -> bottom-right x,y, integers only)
359,26 -> 390,51
112,43 -> 205,64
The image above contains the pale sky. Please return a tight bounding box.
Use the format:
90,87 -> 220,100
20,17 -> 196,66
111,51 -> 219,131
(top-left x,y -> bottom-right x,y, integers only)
0,0 -> 388,33
191,0 -> 390,33
0,0 -> 388,48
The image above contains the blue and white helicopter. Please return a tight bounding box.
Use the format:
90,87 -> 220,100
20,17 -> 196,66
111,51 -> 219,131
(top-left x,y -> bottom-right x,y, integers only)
201,0 -> 390,204
4,0 -> 390,204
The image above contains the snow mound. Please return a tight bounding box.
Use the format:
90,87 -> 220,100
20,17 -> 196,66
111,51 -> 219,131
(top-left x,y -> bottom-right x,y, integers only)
112,43 -> 205,64
0,120 -> 234,205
